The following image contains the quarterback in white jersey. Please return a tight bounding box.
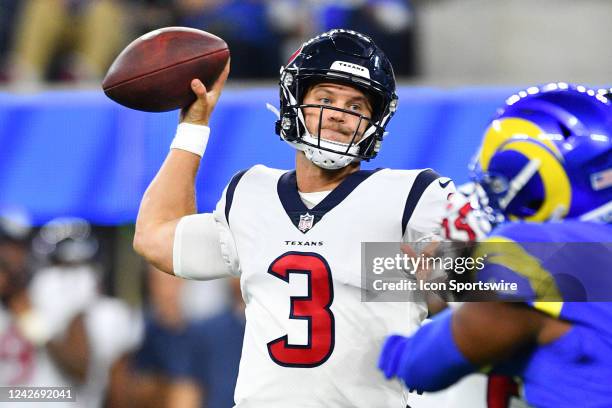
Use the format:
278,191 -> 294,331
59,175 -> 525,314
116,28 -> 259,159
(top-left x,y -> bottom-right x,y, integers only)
134,29 -> 454,407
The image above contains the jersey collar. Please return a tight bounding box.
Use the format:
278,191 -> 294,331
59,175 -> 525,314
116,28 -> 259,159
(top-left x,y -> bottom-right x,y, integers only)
277,169 -> 382,233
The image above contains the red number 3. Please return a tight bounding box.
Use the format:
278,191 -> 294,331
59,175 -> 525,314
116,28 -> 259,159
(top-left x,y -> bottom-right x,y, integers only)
267,252 -> 335,367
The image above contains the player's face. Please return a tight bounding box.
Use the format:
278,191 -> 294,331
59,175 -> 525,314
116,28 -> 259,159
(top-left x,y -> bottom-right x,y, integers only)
302,83 -> 373,144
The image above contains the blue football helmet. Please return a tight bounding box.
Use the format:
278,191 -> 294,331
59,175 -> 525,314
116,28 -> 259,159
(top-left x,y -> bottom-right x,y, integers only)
471,83 -> 612,224
276,29 -> 398,169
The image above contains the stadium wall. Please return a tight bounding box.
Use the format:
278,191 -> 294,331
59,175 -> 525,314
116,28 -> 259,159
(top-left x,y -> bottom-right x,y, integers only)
0,86 -> 521,224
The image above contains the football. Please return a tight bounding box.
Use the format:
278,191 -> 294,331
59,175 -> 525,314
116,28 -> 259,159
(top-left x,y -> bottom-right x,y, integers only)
102,27 -> 229,112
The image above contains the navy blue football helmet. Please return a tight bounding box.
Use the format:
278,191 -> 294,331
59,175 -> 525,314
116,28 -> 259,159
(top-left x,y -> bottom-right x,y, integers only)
276,29 -> 398,169
471,83 -> 612,224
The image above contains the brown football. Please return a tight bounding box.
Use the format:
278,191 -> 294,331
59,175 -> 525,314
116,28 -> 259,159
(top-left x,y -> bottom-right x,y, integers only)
102,27 -> 229,112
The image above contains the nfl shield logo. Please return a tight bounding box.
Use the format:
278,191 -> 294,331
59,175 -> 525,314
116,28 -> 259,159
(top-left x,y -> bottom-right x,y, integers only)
298,213 -> 315,232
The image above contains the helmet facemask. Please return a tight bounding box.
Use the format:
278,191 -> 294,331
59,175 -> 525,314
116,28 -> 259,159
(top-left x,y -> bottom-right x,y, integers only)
281,73 -> 384,169
470,154 -> 549,226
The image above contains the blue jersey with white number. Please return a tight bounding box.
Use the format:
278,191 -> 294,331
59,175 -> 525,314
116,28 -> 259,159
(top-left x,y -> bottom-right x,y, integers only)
479,220 -> 612,408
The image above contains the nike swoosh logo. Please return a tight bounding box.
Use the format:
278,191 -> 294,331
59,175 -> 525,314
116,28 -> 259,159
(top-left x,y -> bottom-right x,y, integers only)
438,179 -> 451,189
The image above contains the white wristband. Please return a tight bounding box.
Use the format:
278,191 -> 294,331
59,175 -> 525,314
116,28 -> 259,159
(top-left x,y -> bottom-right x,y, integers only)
170,123 -> 211,157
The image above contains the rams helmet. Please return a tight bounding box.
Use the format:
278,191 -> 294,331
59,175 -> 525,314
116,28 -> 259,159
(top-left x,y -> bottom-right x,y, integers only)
471,83 -> 612,224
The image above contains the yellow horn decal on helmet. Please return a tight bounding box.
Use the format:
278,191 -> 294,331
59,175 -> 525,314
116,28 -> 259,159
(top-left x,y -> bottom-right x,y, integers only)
480,118 -> 562,171
500,140 -> 571,221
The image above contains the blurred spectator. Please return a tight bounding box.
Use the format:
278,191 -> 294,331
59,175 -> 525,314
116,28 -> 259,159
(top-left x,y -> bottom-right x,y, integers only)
0,0 -> 19,71
189,277 -> 244,408
131,0 -> 179,37
108,265 -> 244,408
270,0 -> 418,77
0,207 -> 32,288
107,265 -> 202,408
0,207 -> 37,388
0,216 -> 140,407
341,0 -> 418,77
2,0 -> 416,83
5,0 -> 128,85
181,278 -> 230,321
176,0 -> 282,79
266,0 -> 313,66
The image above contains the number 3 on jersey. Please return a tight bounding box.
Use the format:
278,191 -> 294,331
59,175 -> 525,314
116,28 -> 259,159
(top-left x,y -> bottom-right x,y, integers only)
267,252 -> 335,367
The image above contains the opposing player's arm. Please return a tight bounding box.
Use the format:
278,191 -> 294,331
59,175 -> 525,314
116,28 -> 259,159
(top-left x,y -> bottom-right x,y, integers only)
379,302 -> 571,393
452,302 -> 570,365
133,63 -> 230,274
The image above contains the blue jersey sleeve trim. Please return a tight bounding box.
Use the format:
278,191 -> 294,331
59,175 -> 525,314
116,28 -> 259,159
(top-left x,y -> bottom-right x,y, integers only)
402,169 -> 440,235
225,169 -> 249,226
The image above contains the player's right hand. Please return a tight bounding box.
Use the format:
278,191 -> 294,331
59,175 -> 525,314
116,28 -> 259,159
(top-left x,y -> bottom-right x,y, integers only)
180,59 -> 230,126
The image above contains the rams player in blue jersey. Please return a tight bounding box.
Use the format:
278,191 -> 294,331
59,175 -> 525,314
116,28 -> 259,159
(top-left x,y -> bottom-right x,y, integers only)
378,83 -> 612,408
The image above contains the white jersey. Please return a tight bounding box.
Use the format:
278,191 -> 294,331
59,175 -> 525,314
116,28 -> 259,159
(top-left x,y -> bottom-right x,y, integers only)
174,165 -> 454,408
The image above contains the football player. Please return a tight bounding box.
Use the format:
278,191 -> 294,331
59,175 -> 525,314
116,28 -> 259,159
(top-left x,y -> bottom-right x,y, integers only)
134,29 -> 454,407
378,84 -> 612,408
1,217 -> 140,407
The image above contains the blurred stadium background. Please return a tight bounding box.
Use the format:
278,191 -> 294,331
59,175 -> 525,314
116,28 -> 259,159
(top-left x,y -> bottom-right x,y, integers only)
0,0 -> 610,407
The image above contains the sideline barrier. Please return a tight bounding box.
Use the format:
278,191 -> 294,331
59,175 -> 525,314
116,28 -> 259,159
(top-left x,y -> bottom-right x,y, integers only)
0,86 -> 516,224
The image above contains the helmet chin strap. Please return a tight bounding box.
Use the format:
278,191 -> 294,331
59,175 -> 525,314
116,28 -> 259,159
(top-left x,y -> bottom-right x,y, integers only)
272,87 -> 377,170
300,133 -> 360,170
290,106 -> 373,170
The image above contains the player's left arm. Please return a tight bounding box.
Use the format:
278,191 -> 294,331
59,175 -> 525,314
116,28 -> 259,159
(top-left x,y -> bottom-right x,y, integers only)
378,302 -> 571,393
